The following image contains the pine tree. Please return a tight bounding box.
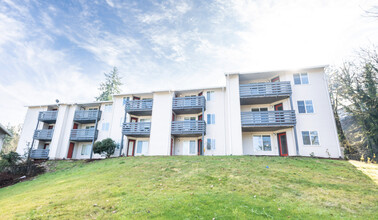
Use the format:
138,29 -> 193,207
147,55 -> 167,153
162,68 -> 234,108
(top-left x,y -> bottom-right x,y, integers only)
95,67 -> 123,101
332,48 -> 378,161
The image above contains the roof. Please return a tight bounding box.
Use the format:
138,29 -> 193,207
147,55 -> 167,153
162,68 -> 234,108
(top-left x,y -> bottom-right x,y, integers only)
113,86 -> 225,97
225,65 -> 328,76
0,123 -> 12,136
26,100 -> 113,108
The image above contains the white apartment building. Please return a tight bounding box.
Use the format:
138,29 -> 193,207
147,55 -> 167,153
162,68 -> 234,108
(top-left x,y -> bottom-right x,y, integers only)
16,66 -> 342,159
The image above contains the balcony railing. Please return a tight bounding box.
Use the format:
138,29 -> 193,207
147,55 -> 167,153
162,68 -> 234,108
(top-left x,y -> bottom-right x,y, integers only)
239,81 -> 292,104
122,122 -> 151,137
125,100 -> 153,115
171,120 -> 206,136
70,129 -> 98,142
33,129 -> 54,141
38,111 -> 58,123
74,110 -> 101,123
172,96 -> 206,114
30,149 -> 49,159
241,110 -> 296,131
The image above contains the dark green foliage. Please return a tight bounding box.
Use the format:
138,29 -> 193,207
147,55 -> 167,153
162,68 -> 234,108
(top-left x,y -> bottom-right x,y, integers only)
93,138 -> 116,158
95,67 -> 122,101
330,48 -> 378,161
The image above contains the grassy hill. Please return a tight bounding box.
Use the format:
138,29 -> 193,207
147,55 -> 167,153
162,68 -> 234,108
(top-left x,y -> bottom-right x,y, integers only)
0,156 -> 377,219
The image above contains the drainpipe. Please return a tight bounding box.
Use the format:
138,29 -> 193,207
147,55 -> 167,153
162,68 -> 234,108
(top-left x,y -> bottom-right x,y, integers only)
226,74 -> 233,155
202,106 -> 205,156
120,107 -> 128,157
289,96 -> 299,155
89,107 -> 101,159
30,117 -> 40,153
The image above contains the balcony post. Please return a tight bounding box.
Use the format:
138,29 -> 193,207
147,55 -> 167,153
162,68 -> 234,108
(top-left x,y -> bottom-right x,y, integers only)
30,119 -> 40,153
290,96 -> 299,155
201,107 -> 204,156
119,108 -> 128,157
89,107 -> 101,159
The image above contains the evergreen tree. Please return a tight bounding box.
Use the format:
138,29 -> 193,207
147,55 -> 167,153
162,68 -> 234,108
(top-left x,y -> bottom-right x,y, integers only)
95,67 -> 122,101
331,48 -> 378,161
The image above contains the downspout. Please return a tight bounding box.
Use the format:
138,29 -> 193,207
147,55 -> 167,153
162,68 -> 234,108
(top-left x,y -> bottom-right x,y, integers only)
289,96 -> 300,155
202,105 -> 204,156
89,107 -> 101,159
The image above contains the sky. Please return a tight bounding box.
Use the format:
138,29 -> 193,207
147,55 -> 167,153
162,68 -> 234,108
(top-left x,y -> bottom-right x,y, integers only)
0,0 -> 377,126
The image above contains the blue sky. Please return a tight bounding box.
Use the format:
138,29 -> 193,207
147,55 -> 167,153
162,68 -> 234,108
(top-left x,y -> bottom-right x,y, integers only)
0,0 -> 377,125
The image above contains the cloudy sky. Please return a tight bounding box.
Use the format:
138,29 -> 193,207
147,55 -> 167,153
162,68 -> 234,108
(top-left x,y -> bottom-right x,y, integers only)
0,0 -> 377,126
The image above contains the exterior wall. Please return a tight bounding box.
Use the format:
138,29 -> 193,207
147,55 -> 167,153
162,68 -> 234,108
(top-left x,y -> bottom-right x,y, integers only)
0,133 -> 4,152
149,91 -> 173,156
225,74 -> 243,155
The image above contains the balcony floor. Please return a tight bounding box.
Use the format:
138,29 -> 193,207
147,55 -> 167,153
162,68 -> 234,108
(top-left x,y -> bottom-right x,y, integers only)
126,110 -> 152,116
38,119 -> 57,124
240,95 -> 290,105
123,133 -> 150,137
242,125 -> 294,132
73,119 -> 97,124
172,108 -> 203,115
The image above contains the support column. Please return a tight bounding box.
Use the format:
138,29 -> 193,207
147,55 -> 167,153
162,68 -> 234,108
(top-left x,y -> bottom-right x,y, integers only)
290,96 -> 300,155
90,107 -> 101,159
120,109 -> 128,157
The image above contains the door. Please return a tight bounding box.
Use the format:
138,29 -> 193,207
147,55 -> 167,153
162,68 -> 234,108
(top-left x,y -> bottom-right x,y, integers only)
278,133 -> 288,156
198,115 -> 203,121
274,103 -> 284,122
73,123 -> 78,129
135,141 -> 148,156
43,144 -> 49,149
133,96 -> 140,100
67,142 -> 75,159
48,125 -> 53,129
131,117 -> 138,122
271,76 -> 280,82
127,139 -> 136,157
198,139 -> 202,156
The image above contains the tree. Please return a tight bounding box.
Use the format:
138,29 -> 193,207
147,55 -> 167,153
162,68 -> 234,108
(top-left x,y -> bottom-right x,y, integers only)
330,47 -> 378,161
93,138 -> 116,158
95,67 -> 122,101
1,124 -> 21,154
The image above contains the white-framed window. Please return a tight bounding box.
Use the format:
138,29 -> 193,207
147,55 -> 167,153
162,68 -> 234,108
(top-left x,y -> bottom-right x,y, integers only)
207,114 -> 215,124
85,125 -> 95,129
136,141 -> 149,155
253,135 -> 272,151
139,118 -> 151,122
123,97 -> 130,105
88,107 -> 98,111
302,131 -> 320,146
297,100 -> 314,113
207,138 -> 216,150
189,140 -> 196,154
104,104 -> 112,112
293,73 -> 309,85
206,91 -> 215,101
251,107 -> 268,112
81,144 -> 91,155
101,122 -> 110,131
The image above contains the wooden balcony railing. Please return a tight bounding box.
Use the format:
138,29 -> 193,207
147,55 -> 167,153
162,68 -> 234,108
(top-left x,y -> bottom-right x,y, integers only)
125,100 -> 153,115
33,129 -> 54,140
241,110 -> 296,127
122,122 -> 151,136
74,110 -> 101,123
70,129 -> 98,142
38,111 -> 58,123
30,149 -> 49,159
172,96 -> 206,114
171,120 -> 206,136
240,81 -> 292,98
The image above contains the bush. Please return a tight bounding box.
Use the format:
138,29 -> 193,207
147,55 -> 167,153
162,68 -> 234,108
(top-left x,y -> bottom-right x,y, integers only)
0,151 -> 22,173
93,138 -> 116,158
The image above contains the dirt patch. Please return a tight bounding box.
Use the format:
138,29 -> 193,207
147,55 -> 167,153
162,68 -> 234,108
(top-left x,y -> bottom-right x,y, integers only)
0,162 -> 46,189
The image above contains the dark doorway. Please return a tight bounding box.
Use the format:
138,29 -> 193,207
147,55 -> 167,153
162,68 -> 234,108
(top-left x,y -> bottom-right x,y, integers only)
278,132 -> 288,156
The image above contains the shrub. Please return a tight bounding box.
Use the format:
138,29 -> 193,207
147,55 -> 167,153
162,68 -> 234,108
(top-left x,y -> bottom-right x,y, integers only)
93,138 -> 116,158
0,151 -> 22,173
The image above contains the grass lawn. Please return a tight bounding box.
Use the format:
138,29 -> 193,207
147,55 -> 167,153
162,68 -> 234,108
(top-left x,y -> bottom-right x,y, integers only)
0,156 -> 377,219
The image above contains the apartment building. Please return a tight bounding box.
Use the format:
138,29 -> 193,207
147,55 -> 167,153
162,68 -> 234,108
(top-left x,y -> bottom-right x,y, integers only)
16,66 -> 342,159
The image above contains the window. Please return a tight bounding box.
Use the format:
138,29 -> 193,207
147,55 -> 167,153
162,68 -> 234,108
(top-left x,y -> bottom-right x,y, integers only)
85,125 -> 95,129
293,73 -> 309,85
207,114 -> 215,124
88,107 -> 98,110
207,91 -> 214,101
81,144 -> 91,155
102,122 -> 109,131
253,135 -> 272,151
207,139 -> 216,150
189,140 -> 196,154
139,118 -> 151,122
251,107 -> 268,112
297,100 -> 314,113
104,104 -> 112,112
302,131 -> 319,146
123,97 -> 130,105
136,141 -> 149,155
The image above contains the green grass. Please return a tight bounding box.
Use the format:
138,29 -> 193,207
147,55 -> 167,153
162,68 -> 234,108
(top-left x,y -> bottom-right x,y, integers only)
0,156 -> 377,219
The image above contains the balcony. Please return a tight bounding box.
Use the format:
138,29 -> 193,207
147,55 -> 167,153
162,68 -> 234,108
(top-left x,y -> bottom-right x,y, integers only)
33,129 -> 54,141
239,81 -> 292,105
122,122 -> 151,137
30,149 -> 49,159
73,110 -> 101,123
241,110 -> 296,131
125,100 -> 153,116
70,129 -> 98,142
172,96 -> 206,114
171,120 -> 206,137
38,111 -> 58,123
